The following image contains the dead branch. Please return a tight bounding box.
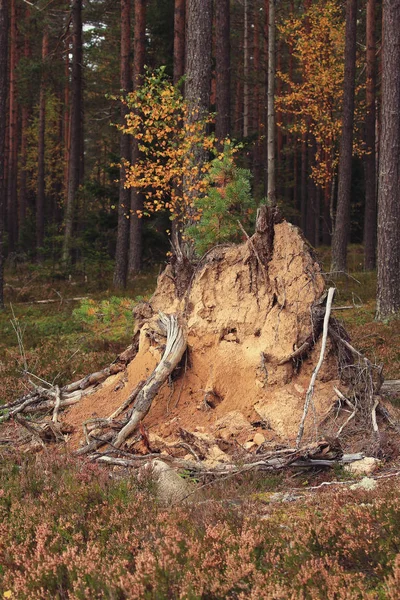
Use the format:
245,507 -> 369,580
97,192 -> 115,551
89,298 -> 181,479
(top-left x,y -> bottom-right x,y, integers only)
296,287 -> 335,448
113,313 -> 187,448
381,380 -> 400,395
371,397 -> 379,434
238,220 -> 268,285
52,386 -> 61,423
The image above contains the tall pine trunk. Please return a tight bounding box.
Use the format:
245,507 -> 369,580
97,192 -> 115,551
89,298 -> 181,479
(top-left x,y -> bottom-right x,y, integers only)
62,0 -> 83,264
173,0 -> 185,84
376,0 -> 400,319
181,0 -> 212,263
267,0 -> 276,206
113,0 -> 132,288
128,0 -> 146,276
19,7 -> 31,243
363,0 -> 377,270
184,0 -> 212,197
63,28 -> 70,213
185,0 -> 212,118
7,0 -> 18,252
243,0 -> 249,138
215,0 -> 230,141
36,30 -> 49,256
331,0 -> 358,272
0,0 -> 9,309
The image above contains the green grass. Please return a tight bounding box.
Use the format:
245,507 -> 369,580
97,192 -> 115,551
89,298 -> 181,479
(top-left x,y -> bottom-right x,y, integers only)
0,264 -> 158,404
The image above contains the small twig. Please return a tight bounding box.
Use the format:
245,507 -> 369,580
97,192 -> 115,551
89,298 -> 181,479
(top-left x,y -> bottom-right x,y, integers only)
174,351 -> 188,409
260,352 -> 268,380
52,386 -> 62,422
278,341 -> 310,366
23,370 -> 53,389
10,303 -> 28,373
371,397 -> 379,434
296,287 -> 335,448
14,414 -> 46,448
336,409 -> 356,438
237,220 -> 268,285
333,386 -> 356,411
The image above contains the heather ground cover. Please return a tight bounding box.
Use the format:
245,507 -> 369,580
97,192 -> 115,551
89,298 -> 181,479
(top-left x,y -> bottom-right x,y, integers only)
0,248 -> 399,598
0,451 -> 400,599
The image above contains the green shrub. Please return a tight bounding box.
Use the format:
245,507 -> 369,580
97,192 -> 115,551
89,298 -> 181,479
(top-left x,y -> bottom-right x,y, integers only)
187,147 -> 258,256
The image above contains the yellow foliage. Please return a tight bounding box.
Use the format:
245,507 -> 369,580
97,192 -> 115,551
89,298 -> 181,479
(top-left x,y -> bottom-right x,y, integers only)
117,69 -> 232,228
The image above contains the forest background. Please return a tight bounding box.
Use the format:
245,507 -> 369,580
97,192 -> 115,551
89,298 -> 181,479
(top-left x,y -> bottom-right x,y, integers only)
0,2 -> 400,597
0,0 -> 398,321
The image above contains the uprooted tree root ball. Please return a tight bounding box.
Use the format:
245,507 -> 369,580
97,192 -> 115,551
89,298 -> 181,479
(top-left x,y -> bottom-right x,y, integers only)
3,207 -> 400,482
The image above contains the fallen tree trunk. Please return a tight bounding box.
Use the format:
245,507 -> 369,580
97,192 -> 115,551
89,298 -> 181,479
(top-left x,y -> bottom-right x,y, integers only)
381,380 -> 400,395
113,313 -> 187,448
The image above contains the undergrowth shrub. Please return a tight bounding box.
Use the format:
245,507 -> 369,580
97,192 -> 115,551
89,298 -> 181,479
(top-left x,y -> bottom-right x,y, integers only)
72,296 -> 140,340
187,148 -> 257,256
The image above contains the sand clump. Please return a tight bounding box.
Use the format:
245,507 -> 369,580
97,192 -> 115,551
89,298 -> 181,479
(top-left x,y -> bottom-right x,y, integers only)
65,221 -> 341,458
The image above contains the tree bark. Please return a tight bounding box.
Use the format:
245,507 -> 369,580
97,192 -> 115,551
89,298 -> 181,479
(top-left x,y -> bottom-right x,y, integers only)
7,0 -> 18,252
183,0 -> 212,233
331,0 -> 358,272
243,0 -> 249,138
128,0 -> 146,276
263,0 -> 269,195
363,0 -> 377,270
215,0 -> 230,141
62,0 -> 83,264
0,0 -> 9,309
173,0 -> 185,85
63,29 -> 70,217
19,8 -> 30,244
300,131 -> 307,234
113,0 -> 132,289
36,30 -> 49,256
185,0 -> 212,118
376,0 -> 400,319
267,0 -> 276,206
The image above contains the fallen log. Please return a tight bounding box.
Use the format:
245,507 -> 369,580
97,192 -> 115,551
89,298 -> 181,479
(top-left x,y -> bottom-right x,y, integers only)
113,313 -> 187,448
381,380 -> 400,395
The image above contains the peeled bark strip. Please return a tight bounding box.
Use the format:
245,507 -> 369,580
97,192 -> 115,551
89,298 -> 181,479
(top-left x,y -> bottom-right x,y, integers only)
113,313 -> 187,448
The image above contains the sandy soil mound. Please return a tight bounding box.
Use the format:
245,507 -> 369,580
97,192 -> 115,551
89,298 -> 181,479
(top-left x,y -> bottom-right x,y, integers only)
65,220 -> 343,454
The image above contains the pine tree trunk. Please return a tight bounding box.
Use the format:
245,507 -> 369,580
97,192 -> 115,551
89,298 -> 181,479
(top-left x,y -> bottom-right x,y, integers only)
184,0 -> 212,229
0,0 -> 9,309
128,0 -> 146,276
363,0 -> 377,270
253,8 -> 261,187
215,0 -> 230,141
331,0 -> 358,272
300,131 -> 307,234
263,0 -> 269,195
63,30 -> 70,210
114,0 -> 132,289
7,0 -> 18,252
173,0 -> 185,85
19,8 -> 30,243
62,0 -> 83,264
37,30 -> 49,257
267,0 -> 276,206
243,0 -> 249,138
376,0 -> 400,319
185,0 -> 212,118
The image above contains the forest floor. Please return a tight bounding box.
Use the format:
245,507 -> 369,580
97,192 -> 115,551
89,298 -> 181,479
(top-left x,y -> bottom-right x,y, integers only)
0,246 -> 400,599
